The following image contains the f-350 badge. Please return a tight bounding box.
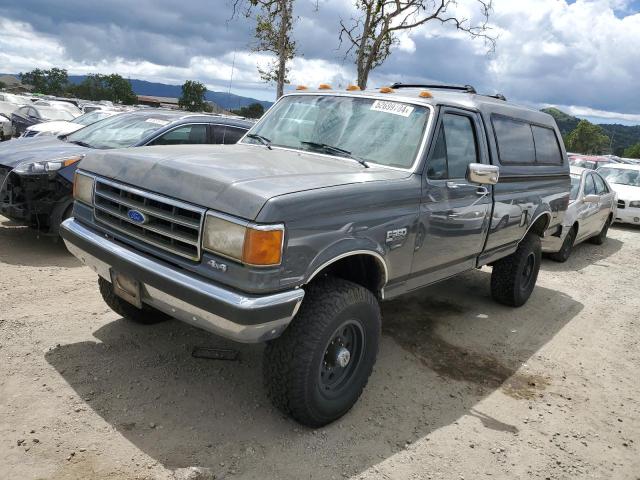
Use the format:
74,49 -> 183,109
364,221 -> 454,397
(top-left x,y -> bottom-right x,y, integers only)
386,228 -> 408,244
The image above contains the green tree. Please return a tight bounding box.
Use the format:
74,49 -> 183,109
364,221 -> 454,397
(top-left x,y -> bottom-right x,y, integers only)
623,143 -> 640,159
0,81 -> 5,90
565,120 -> 610,155
69,74 -> 136,104
20,68 -> 69,95
231,102 -> 265,118
178,80 -> 207,111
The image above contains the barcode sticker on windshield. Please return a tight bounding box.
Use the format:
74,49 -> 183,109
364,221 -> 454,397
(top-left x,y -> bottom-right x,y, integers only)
370,100 -> 414,117
145,118 -> 169,126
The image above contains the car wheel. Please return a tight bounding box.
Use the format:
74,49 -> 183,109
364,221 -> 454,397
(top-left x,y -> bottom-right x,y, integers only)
491,234 -> 541,307
263,277 -> 381,427
98,277 -> 171,325
548,226 -> 576,263
589,216 -> 611,245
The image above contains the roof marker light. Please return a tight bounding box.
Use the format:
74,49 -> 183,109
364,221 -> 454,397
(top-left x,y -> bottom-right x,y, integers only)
296,85 -> 308,90
379,86 -> 394,93
419,90 -> 433,98
318,84 -> 332,90
346,85 -> 361,91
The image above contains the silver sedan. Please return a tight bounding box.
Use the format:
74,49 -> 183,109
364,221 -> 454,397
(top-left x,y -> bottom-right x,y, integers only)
542,166 -> 617,262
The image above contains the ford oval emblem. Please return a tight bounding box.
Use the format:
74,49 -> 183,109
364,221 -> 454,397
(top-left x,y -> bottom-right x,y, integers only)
127,209 -> 147,224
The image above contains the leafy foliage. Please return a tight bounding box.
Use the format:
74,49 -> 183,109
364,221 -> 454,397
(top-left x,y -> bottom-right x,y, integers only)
231,102 -> 265,118
623,143 -> 640,159
20,68 -> 69,95
178,80 -> 208,112
565,120 -> 610,155
68,74 -> 137,104
340,0 -> 495,89
0,81 -> 5,89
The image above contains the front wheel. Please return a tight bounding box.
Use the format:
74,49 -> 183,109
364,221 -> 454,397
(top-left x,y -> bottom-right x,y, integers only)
589,216 -> 611,245
548,226 -> 576,263
491,234 -> 541,307
264,277 -> 381,427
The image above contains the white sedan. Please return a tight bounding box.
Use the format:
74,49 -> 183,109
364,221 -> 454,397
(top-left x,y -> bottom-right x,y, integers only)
21,109 -> 121,138
542,166 -> 616,262
597,163 -> 640,226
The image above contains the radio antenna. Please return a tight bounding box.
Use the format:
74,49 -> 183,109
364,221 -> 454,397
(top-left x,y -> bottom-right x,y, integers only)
222,51 -> 238,144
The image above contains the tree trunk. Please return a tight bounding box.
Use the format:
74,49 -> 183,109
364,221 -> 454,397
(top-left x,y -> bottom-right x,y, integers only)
276,0 -> 289,99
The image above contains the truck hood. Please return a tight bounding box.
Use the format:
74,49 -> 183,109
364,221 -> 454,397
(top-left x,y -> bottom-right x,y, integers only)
80,144 -> 411,220
0,137 -> 87,168
609,183 -> 640,202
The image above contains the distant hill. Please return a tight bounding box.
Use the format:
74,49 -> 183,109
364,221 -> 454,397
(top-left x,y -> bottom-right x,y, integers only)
542,107 -> 640,156
67,75 -> 273,111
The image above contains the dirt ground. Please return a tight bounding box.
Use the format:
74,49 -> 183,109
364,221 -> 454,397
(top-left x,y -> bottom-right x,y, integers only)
1,215 -> 638,480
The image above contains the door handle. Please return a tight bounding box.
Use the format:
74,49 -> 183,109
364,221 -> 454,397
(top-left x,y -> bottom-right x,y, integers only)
446,181 -> 469,189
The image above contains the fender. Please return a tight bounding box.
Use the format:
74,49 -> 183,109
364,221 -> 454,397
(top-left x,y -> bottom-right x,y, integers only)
520,210 -> 552,242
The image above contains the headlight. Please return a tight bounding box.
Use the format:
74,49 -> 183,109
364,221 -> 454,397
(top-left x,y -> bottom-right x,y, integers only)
73,171 -> 94,205
202,213 -> 284,266
13,156 -> 84,174
630,201 -> 640,208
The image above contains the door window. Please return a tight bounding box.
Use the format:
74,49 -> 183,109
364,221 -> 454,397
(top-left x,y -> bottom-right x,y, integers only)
583,174 -> 597,196
214,126 -> 247,144
149,124 -> 207,146
593,173 -> 609,194
493,116 -> 536,164
427,113 -> 478,180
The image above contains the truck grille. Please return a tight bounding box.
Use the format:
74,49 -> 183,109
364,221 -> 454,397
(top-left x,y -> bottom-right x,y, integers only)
93,178 -> 205,261
618,199 -> 626,209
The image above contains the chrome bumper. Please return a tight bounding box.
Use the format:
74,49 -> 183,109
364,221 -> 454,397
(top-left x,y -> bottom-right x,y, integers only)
61,218 -> 304,343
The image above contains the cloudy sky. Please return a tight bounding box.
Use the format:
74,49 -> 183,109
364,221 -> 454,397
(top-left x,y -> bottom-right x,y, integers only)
1,0 -> 639,123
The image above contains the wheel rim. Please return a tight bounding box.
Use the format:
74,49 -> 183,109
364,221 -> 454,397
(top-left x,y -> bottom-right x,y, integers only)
318,320 -> 365,399
521,253 -> 536,290
561,230 -> 575,257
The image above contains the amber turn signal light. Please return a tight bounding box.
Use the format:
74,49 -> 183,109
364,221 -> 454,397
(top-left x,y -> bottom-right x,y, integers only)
243,228 -> 284,266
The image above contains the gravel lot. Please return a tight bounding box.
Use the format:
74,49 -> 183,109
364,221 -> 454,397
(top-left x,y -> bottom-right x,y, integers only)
1,214 -> 639,480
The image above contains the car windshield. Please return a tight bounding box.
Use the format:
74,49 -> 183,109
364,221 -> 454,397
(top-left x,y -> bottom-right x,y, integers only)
65,113 -> 173,149
598,167 -> 640,187
570,159 -> 596,170
72,110 -> 117,126
39,107 -> 75,121
243,95 -> 430,169
570,174 -> 581,200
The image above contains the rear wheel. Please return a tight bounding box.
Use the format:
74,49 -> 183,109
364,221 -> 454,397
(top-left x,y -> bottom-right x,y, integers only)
589,216 -> 611,245
549,226 -> 576,263
98,277 -> 170,324
264,277 -> 380,427
491,234 -> 541,307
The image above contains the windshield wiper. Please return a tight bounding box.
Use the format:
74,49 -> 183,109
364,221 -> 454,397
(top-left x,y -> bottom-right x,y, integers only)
68,140 -> 93,148
300,141 -> 369,168
246,133 -> 272,150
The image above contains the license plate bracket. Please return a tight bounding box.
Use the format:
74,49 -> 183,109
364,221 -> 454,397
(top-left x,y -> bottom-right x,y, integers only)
110,270 -> 142,308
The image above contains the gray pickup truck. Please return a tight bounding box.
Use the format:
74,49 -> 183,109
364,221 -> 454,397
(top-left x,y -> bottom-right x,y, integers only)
61,84 -> 570,427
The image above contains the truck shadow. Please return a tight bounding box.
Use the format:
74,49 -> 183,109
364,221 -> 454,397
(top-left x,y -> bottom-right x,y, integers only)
0,216 -> 80,268
541,237 -> 623,272
45,269 -> 582,479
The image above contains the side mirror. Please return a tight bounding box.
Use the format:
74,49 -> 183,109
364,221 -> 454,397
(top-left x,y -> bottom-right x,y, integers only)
583,194 -> 600,203
467,163 -> 499,185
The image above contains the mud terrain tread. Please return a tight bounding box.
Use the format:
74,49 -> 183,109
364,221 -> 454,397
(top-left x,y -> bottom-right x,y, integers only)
264,277 -> 380,427
98,277 -> 170,324
491,234 -> 541,307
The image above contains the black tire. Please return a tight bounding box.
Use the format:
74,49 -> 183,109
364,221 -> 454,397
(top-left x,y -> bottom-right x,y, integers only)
98,277 -> 170,325
491,234 -> 541,307
264,277 -> 381,427
589,216 -> 611,245
548,226 -> 576,263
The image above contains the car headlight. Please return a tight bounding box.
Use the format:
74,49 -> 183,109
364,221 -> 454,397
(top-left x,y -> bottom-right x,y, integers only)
73,171 -> 94,205
13,156 -> 84,174
629,201 -> 640,208
202,212 -> 284,266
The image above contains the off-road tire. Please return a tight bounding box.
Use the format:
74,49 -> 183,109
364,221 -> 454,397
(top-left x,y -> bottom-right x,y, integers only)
548,226 -> 576,263
98,277 -> 170,325
589,216 -> 611,245
264,277 -> 381,427
491,234 -> 541,307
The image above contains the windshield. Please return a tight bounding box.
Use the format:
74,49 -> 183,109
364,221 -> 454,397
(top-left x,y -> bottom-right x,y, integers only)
66,113 -> 172,149
244,95 -> 430,169
72,110 -> 117,126
598,167 -> 640,187
570,159 -> 596,170
570,174 -> 581,200
39,108 -> 75,121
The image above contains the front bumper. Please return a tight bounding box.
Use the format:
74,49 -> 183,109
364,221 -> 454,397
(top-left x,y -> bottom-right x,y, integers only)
615,207 -> 640,225
541,224 -> 565,253
60,218 -> 305,343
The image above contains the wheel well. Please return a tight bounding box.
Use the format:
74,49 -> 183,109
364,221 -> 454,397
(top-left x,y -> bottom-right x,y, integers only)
571,221 -> 579,234
527,213 -> 551,237
307,254 -> 386,297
